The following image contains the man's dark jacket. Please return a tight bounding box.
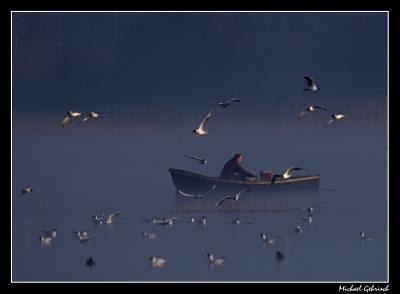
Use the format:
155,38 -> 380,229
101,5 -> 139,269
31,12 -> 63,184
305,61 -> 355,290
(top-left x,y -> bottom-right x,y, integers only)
219,157 -> 255,179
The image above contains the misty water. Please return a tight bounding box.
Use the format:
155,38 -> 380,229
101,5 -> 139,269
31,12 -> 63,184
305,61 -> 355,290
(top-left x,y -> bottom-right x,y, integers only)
12,120 -> 387,282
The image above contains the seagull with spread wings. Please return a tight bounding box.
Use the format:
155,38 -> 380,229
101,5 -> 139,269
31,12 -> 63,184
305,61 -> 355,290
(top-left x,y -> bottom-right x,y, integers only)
60,111 -> 82,129
303,75 -> 319,91
324,114 -> 346,128
184,150 -> 213,165
215,188 -> 251,207
298,105 -> 328,120
105,210 -> 122,224
218,98 -> 241,108
271,167 -> 304,184
178,184 -> 216,200
193,110 -> 213,136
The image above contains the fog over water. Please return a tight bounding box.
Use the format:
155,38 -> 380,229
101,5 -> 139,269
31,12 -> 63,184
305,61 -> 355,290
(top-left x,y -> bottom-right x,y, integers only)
12,122 -> 387,281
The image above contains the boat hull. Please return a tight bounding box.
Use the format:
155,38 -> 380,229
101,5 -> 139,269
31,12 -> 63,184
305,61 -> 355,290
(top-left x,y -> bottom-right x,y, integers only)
168,168 -> 320,194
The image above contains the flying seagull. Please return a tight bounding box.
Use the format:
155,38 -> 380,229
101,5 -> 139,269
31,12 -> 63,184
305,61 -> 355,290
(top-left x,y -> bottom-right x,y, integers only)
184,150 -> 214,165
303,75 -> 319,91
193,110 -> 213,136
218,98 -> 241,108
20,187 -> 33,196
271,167 -> 304,184
298,105 -> 329,120
207,253 -> 225,266
150,256 -> 166,268
324,114 -> 346,128
60,111 -> 82,129
81,112 -> 100,123
178,184 -> 216,200
216,188 -> 251,207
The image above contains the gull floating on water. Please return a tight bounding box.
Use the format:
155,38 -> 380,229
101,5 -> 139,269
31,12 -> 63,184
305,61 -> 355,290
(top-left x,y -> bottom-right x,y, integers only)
207,253 -> 225,266
93,214 -> 105,226
150,256 -> 166,268
298,105 -> 328,120
184,150 -> 214,165
218,98 -> 241,108
86,257 -> 95,267
178,184 -> 216,200
20,187 -> 33,196
271,167 -> 304,184
189,216 -> 196,224
275,251 -> 285,261
216,188 -> 251,207
295,225 -> 303,234
360,232 -> 374,241
303,75 -> 319,91
40,229 -> 57,245
142,232 -> 157,240
302,215 -> 313,224
60,111 -> 82,129
73,230 -> 93,243
199,216 -> 207,226
324,114 -> 346,128
151,217 -> 179,226
193,110 -> 213,136
260,233 -> 276,245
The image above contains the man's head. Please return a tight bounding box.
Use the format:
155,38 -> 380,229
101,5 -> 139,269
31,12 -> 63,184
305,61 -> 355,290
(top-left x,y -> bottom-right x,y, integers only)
233,153 -> 243,163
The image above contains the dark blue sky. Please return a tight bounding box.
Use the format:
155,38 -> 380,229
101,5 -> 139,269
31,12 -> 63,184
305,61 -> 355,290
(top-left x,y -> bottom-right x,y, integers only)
12,12 -> 387,125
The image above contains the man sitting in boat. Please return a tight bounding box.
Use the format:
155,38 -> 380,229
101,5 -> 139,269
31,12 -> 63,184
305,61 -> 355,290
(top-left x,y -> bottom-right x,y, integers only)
219,153 -> 256,181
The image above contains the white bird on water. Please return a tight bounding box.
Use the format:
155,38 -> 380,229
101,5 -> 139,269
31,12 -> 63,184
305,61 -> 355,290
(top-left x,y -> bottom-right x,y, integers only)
302,214 -> 313,224
271,167 -> 304,184
207,253 -> 225,266
93,214 -> 105,226
360,232 -> 374,241
218,98 -> 241,108
216,188 -> 251,207
178,185 -> 216,200
193,110 -> 213,136
60,111 -> 82,129
20,187 -> 33,196
295,225 -> 303,234
150,256 -> 166,268
152,217 -> 178,226
184,150 -> 214,165
142,232 -> 157,240
275,251 -> 285,261
260,233 -> 276,245
324,114 -> 346,128
73,230 -> 93,243
40,229 -> 57,245
199,216 -> 207,226
298,105 -> 328,120
303,75 -> 319,91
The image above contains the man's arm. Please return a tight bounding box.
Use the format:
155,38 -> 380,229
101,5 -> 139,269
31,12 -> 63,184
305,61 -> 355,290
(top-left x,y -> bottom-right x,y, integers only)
234,165 -> 256,178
